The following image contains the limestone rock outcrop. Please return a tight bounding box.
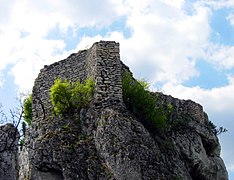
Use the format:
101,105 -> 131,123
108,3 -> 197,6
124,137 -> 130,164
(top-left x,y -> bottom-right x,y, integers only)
0,41 -> 228,180
0,123 -> 19,179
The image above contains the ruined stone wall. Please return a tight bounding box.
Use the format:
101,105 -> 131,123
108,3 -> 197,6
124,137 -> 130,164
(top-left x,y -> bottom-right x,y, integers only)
32,50 -> 88,123
155,92 -> 208,124
32,41 -> 122,122
18,41 -> 123,179
16,41 -> 228,180
91,42 -> 123,108
0,124 -> 19,180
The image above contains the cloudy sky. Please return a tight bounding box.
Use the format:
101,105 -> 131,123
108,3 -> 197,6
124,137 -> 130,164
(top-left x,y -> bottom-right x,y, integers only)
0,0 -> 233,178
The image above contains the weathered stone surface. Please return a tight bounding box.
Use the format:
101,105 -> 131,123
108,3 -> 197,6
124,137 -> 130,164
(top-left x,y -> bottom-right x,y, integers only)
152,92 -> 228,179
0,123 -> 19,180
12,41 -> 228,180
19,41 -> 123,180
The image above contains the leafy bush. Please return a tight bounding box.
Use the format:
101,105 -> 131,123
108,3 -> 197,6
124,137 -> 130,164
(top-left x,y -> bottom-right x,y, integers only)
50,77 -> 94,116
23,94 -> 32,125
122,72 -> 168,129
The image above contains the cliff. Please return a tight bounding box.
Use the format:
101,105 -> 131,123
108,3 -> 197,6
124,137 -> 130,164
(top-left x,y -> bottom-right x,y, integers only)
0,41 -> 228,180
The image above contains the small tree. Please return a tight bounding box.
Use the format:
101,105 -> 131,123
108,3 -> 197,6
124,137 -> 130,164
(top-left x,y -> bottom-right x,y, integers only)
206,120 -> 227,135
50,77 -> 94,116
0,94 -> 27,152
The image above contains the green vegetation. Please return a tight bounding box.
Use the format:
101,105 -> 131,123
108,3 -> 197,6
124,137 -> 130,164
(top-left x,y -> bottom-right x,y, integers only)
23,94 -> 32,125
50,77 -> 94,116
21,94 -> 32,149
122,72 -> 169,129
19,138 -> 25,150
206,120 -> 227,135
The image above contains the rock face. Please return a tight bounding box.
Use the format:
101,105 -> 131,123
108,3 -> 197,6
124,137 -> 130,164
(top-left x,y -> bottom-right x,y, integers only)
0,41 -> 228,180
0,123 -> 19,180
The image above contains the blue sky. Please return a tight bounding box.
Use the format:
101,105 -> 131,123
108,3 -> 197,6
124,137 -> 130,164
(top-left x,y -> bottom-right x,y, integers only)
0,0 -> 234,178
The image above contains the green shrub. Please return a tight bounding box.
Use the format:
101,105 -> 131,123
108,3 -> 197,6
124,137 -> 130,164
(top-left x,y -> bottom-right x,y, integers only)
50,77 -> 94,116
122,72 -> 167,129
23,94 -> 32,125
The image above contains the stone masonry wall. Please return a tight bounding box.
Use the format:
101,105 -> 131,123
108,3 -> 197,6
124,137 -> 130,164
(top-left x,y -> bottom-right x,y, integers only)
32,50 -> 88,123
90,41 -> 123,108
32,41 -> 122,122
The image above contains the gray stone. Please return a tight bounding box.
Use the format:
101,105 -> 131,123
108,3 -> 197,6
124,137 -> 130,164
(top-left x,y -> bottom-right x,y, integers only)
0,41 -> 227,180
0,124 -> 19,180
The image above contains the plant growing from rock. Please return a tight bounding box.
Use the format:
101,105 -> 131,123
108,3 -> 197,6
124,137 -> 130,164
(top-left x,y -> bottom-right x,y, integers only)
50,77 -> 94,116
23,94 -> 32,126
122,72 -> 168,129
206,120 -> 227,135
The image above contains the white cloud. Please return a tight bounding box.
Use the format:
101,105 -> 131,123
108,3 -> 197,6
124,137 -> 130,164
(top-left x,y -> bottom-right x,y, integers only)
117,0 -> 211,85
227,13 -> 234,26
9,37 -> 66,91
0,0 -> 213,90
0,0 -> 126,91
0,0 -> 15,26
23,0 -> 124,29
162,79 -> 234,114
0,0 -> 233,173
195,0 -> 234,9
206,44 -> 234,70
0,17 -> 66,91
74,35 -> 103,50
74,31 -> 126,51
163,0 -> 185,9
0,73 -> 3,88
